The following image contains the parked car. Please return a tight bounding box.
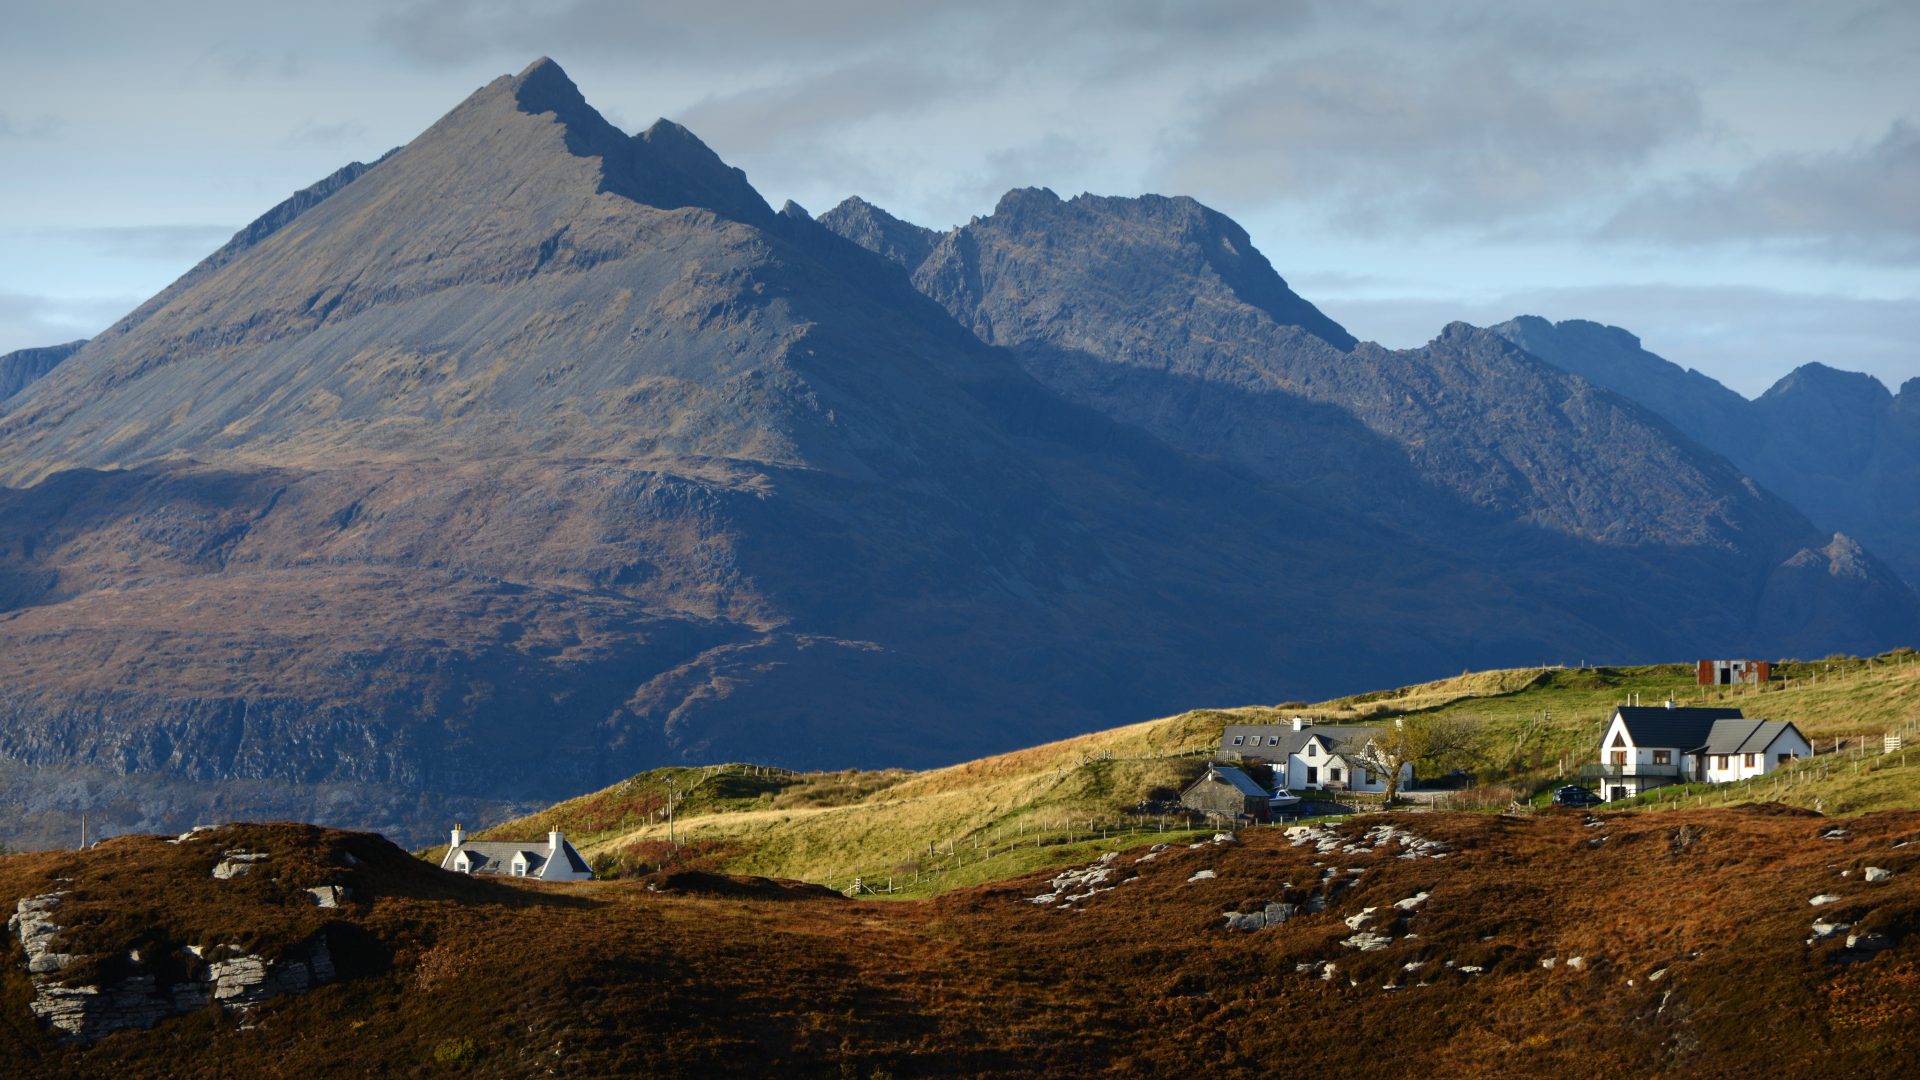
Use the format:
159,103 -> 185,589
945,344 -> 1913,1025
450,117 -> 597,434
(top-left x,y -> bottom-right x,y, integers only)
1553,785 -> 1602,807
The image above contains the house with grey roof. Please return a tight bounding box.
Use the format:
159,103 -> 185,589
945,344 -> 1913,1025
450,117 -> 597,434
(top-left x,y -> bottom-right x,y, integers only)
1586,702 -> 1811,802
440,825 -> 594,881
1217,718 -> 1412,794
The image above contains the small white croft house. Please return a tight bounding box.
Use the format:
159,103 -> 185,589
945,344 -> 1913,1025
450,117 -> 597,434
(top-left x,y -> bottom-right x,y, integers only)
1218,719 -> 1413,794
1586,704 -> 1811,803
441,825 -> 595,881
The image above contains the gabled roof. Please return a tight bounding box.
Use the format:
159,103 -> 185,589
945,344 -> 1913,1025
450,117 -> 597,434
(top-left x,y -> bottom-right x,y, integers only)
446,841 -> 551,875
1700,719 -> 1804,756
1610,706 -> 1745,750
1220,723 -> 1385,761
1188,764 -> 1270,799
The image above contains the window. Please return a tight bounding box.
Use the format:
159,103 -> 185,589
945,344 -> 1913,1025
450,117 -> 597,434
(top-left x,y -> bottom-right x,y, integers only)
1743,753 -> 1756,768
1268,735 -> 1280,746
1232,735 -> 1244,745
1715,755 -> 1729,770
1307,743 -> 1319,758
1609,731 -> 1627,748
1331,768 -> 1343,783
1363,770 -> 1374,786
1778,753 -> 1792,765
1652,750 -> 1671,765
1610,750 -> 1627,767
1306,767 -> 1319,784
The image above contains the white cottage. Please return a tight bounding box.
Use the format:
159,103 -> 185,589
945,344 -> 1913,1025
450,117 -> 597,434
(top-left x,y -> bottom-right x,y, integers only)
1218,719 -> 1412,794
1589,704 -> 1811,802
440,825 -> 595,881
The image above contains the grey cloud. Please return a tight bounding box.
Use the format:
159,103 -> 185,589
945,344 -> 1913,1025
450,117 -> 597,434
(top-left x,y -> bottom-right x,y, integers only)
1604,121 -> 1920,263
288,120 -> 371,146
17,226 -> 238,263
1156,53 -> 1703,231
0,292 -> 138,357
1320,284 -> 1920,398
0,112 -> 59,140
676,62 -> 961,149
376,0 -> 1314,72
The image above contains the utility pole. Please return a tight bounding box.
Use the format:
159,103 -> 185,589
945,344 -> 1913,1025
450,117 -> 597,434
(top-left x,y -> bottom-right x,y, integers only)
79,812 -> 86,850
664,776 -> 680,848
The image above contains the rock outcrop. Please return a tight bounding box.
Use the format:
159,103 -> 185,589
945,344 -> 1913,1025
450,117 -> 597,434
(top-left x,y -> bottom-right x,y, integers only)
8,889 -> 337,1041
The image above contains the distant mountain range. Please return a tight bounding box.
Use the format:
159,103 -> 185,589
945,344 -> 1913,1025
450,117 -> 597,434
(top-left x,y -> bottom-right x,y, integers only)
0,59 -> 1911,846
1490,316 -> 1920,589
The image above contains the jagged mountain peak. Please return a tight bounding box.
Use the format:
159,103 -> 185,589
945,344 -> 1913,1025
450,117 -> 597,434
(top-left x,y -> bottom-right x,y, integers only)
1761,361 -> 1894,405
507,56 -> 593,118
818,197 -> 941,272
1501,314 -> 1644,352
916,187 -> 1357,352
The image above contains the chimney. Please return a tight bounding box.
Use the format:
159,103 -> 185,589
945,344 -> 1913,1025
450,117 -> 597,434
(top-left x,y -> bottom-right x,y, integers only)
1665,697 -> 1676,710
1292,717 -> 1305,732
450,824 -> 465,848
548,828 -> 564,852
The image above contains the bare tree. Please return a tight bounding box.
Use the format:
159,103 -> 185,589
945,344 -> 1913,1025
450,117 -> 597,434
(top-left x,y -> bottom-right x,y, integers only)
1355,716 -> 1477,803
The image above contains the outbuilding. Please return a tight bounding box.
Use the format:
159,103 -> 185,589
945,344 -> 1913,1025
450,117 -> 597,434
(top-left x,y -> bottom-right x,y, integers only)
1180,764 -> 1273,822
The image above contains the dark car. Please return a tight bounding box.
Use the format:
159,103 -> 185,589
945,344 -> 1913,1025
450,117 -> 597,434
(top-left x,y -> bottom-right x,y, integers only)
1553,785 -> 1602,807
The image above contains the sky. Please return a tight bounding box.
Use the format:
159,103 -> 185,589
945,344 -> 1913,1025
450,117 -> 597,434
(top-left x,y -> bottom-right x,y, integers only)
1,0 -> 1915,397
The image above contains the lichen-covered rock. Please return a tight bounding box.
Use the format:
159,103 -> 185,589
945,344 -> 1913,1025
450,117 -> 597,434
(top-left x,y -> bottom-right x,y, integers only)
212,850 -> 270,879
305,885 -> 352,908
1341,930 -> 1392,952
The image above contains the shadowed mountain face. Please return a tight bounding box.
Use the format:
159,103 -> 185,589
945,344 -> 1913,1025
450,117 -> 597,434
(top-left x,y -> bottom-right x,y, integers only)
0,341 -> 85,404
1491,316 -> 1920,589
827,188 -> 1917,641
0,60 -> 1913,847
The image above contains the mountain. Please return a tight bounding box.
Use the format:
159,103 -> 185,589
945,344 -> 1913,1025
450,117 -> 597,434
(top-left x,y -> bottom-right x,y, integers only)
1491,316 -> 1920,588
0,59 -> 1913,847
0,340 -> 85,403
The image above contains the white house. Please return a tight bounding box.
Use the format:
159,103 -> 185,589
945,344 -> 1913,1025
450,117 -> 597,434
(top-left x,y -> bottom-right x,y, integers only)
1218,719 -> 1412,794
440,825 -> 594,881
1588,704 -> 1811,802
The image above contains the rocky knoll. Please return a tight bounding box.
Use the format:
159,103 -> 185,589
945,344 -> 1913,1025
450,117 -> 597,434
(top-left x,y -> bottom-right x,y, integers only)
0,59 -> 1913,846
0,824 -> 420,1044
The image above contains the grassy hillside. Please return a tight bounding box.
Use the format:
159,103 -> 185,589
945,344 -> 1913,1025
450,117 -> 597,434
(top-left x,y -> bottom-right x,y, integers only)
474,653 -> 1920,892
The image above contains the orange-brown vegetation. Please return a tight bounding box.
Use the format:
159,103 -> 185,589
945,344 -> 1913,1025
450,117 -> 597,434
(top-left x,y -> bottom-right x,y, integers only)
3,809 -> 1919,1076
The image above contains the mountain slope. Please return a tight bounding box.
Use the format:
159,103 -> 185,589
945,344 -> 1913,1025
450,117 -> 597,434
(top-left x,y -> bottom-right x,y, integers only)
1491,316 -> 1920,588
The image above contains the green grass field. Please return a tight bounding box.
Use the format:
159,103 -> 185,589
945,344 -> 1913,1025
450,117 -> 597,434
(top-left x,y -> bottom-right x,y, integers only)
465,651 -> 1920,892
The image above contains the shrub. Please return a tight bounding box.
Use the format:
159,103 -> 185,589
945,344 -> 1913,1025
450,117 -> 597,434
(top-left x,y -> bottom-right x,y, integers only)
433,1037 -> 479,1066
